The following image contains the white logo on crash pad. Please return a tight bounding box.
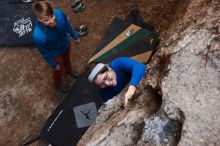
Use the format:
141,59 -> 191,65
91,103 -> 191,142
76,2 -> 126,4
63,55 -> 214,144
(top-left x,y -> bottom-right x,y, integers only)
73,102 -> 97,128
13,17 -> 32,37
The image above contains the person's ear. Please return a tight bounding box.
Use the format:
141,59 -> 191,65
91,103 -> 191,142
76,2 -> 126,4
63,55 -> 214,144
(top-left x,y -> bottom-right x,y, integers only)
37,18 -> 44,23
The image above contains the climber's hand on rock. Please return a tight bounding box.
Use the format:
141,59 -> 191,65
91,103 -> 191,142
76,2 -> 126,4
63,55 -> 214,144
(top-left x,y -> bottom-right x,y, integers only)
124,85 -> 136,107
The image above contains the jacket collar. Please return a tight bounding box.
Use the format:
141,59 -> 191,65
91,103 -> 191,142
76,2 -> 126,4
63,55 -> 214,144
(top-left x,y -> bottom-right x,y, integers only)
36,21 -> 51,32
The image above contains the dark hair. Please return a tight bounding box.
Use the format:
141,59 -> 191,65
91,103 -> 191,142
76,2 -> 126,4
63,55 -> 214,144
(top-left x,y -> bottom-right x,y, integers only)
32,1 -> 54,18
84,62 -> 109,82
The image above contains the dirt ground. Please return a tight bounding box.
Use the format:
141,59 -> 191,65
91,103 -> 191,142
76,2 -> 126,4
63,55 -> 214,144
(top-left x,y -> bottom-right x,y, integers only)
0,0 -> 201,145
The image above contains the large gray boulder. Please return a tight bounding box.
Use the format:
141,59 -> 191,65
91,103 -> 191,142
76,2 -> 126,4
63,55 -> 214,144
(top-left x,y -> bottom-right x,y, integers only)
78,0 -> 220,145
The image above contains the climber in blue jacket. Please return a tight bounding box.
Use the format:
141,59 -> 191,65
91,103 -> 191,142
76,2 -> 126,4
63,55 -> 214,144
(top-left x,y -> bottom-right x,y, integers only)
32,1 -> 79,93
85,57 -> 147,107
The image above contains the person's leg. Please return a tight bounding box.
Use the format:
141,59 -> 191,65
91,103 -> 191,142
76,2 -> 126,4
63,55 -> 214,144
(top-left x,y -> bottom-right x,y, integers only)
53,55 -> 64,85
62,46 -> 72,73
53,55 -> 67,93
63,45 -> 79,78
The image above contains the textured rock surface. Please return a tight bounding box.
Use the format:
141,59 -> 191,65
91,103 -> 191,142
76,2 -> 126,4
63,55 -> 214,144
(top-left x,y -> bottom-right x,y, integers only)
78,86 -> 162,146
161,10 -> 220,146
78,0 -> 220,146
137,101 -> 184,146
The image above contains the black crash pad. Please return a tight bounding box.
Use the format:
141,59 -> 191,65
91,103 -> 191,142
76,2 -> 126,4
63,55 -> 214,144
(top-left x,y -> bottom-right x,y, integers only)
89,9 -> 158,64
40,75 -> 103,146
0,0 -> 42,47
95,9 -> 155,54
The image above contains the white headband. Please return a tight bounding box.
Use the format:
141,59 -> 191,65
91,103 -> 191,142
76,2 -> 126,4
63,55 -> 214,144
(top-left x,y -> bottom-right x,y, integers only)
88,63 -> 105,82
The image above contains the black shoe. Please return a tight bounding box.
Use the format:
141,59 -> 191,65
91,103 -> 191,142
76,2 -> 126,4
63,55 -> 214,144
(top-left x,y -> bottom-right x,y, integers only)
75,25 -> 88,37
71,0 -> 82,7
71,2 -> 86,13
55,84 -> 68,93
67,71 -> 80,78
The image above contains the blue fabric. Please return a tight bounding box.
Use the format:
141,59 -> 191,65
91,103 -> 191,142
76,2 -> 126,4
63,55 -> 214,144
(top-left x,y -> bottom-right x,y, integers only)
99,57 -> 147,102
33,9 -> 78,69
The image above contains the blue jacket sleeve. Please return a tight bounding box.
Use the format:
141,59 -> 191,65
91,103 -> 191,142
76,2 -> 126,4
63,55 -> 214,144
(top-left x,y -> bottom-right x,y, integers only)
112,57 -> 146,87
34,38 -> 57,69
62,12 -> 78,40
130,60 -> 146,86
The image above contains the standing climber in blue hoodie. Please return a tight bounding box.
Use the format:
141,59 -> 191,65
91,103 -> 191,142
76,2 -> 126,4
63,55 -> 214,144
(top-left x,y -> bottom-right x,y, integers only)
32,1 -> 79,93
85,57 -> 147,107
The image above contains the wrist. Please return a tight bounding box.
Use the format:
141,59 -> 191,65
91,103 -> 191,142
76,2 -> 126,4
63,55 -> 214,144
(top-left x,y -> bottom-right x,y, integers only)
125,85 -> 136,98
128,85 -> 136,92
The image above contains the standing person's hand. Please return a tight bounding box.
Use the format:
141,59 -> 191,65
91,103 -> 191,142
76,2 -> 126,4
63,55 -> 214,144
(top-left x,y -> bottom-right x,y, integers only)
124,85 -> 136,107
74,38 -> 80,45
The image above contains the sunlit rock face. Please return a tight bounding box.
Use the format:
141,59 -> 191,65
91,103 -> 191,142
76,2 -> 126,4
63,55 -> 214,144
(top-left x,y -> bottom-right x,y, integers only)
78,0 -> 220,146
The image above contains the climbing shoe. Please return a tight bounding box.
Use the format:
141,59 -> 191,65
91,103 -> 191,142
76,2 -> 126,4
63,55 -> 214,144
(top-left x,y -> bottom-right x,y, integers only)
71,0 -> 82,7
75,25 -> 88,37
71,2 -> 86,13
